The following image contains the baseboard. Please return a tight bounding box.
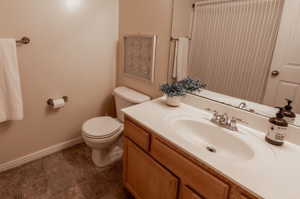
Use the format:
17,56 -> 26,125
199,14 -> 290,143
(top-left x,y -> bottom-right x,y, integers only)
0,137 -> 83,173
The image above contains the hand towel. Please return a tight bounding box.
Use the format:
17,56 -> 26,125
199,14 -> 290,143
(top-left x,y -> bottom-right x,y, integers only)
173,37 -> 189,81
0,39 -> 24,122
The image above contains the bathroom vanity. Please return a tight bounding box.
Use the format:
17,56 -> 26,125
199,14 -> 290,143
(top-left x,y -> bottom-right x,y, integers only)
122,97 -> 300,199
123,118 -> 256,199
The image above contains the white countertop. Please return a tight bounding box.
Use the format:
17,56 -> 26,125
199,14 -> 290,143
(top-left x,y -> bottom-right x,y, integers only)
122,98 -> 300,199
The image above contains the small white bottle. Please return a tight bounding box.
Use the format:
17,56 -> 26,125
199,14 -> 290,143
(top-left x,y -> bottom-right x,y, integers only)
265,108 -> 288,146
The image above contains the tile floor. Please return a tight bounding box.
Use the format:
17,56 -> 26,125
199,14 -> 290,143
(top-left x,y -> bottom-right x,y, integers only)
0,144 -> 132,199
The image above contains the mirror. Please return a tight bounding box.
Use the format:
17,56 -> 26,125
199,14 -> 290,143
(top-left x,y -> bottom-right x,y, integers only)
171,0 -> 300,127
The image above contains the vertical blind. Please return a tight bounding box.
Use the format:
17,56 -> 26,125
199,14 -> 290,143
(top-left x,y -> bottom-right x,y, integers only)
189,0 -> 284,103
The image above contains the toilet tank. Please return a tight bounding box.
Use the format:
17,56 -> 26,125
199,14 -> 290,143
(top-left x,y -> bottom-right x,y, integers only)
113,87 -> 151,122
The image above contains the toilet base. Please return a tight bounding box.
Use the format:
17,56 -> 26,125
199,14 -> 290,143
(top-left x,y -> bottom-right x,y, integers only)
92,145 -> 123,168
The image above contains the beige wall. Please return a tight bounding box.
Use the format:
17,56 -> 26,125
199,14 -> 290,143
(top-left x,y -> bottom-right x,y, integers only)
0,0 -> 118,164
118,0 -> 173,98
172,0 -> 195,38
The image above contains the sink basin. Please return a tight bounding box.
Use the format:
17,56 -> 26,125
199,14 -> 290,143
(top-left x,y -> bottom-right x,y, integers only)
170,119 -> 255,162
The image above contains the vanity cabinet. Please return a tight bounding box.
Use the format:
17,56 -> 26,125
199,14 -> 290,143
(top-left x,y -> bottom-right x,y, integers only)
123,117 -> 261,199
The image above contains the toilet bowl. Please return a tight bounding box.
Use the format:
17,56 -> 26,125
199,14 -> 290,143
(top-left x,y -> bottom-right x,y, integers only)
82,117 -> 123,168
82,87 -> 150,168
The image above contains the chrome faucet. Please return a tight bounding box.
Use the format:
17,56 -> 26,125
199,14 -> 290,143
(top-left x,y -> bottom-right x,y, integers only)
211,111 -> 238,131
238,102 -> 247,109
238,102 -> 255,113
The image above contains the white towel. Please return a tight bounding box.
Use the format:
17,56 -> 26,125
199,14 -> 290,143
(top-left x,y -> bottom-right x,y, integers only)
172,37 -> 189,81
0,39 -> 24,122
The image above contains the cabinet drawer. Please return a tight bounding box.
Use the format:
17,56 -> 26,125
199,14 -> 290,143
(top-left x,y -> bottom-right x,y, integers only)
181,185 -> 204,199
124,119 -> 150,151
151,137 -> 229,199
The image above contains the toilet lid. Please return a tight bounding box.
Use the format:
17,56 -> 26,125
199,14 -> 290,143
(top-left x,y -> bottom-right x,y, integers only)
82,117 -> 122,139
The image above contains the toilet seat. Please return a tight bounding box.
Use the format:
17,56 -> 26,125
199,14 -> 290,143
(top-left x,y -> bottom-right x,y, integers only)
82,117 -> 123,139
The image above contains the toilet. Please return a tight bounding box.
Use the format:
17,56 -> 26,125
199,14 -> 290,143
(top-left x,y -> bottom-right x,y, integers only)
82,87 -> 150,168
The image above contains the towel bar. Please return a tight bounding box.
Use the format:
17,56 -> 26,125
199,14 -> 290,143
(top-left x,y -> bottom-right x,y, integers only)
170,36 -> 191,41
16,37 -> 30,44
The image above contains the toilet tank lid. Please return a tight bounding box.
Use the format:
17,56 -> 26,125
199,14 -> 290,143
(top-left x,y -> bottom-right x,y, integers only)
113,87 -> 151,104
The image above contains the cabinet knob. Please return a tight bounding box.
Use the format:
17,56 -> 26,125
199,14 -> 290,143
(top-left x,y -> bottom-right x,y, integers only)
271,70 -> 280,77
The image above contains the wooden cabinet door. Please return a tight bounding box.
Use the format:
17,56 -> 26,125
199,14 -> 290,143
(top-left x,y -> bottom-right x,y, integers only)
181,185 -> 204,199
151,137 -> 229,199
123,138 -> 178,199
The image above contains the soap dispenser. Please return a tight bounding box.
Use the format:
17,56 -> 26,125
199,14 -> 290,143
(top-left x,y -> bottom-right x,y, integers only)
266,107 -> 288,146
282,99 -> 296,123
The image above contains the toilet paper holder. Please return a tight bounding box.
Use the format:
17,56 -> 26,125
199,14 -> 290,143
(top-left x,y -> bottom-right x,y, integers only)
47,96 -> 68,107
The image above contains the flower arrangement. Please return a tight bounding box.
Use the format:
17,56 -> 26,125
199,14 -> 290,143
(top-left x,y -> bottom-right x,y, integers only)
160,82 -> 185,97
178,77 -> 206,93
160,77 -> 206,106
160,77 -> 206,96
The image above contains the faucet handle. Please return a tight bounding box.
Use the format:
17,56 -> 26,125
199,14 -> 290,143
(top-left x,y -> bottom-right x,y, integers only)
210,110 -> 219,123
229,118 -> 238,131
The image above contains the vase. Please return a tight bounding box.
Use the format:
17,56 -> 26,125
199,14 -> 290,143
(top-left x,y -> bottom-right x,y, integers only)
166,96 -> 182,107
